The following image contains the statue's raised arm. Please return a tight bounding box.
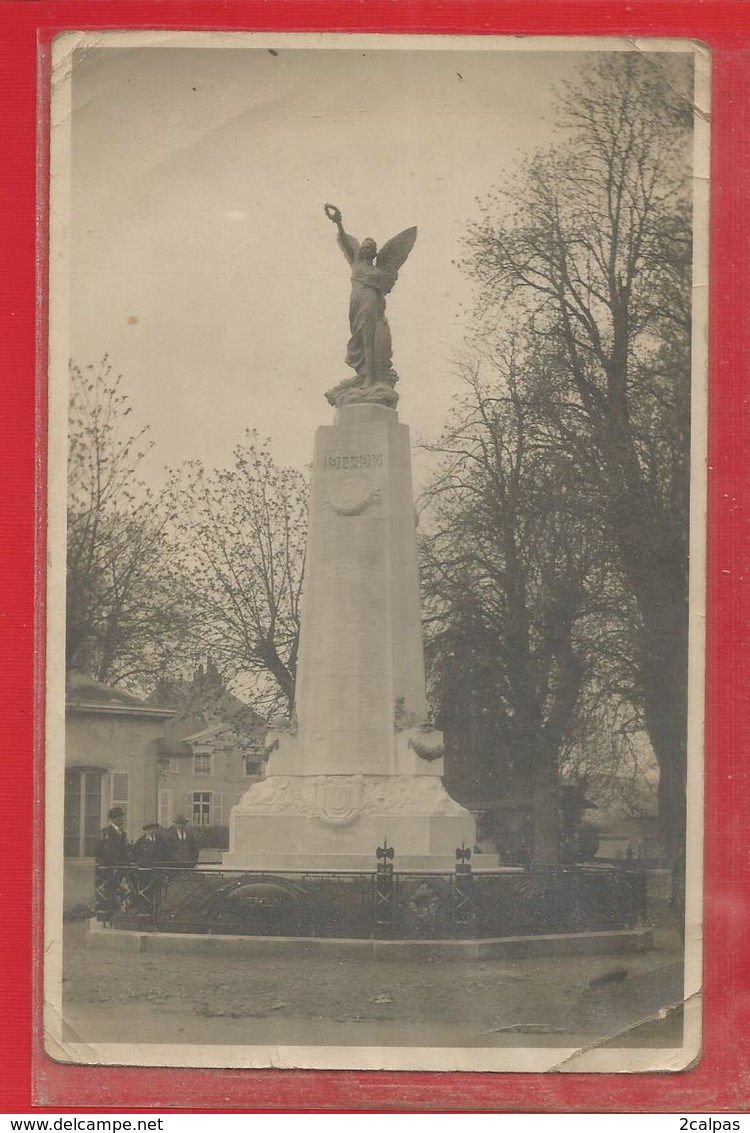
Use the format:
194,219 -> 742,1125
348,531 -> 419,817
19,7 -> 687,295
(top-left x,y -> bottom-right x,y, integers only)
324,203 -> 359,265
323,204 -> 417,405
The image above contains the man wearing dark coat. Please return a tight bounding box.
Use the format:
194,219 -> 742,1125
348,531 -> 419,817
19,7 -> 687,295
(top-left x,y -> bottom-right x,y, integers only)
94,806 -> 130,865
166,815 -> 199,867
129,822 -> 166,923
94,806 -> 131,923
131,823 -> 165,867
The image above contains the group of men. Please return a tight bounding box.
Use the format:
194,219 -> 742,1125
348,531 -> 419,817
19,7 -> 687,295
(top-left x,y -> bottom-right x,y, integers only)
94,806 -> 200,868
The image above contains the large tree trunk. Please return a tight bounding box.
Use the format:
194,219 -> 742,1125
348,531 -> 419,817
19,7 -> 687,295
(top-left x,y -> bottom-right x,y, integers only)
620,555 -> 688,860
532,750 -> 559,864
639,616 -> 688,862
602,396 -> 689,863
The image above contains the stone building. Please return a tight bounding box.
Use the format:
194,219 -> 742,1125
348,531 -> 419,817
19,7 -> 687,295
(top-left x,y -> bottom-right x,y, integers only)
64,675 -> 175,858
64,674 -> 267,855
155,719 -> 266,838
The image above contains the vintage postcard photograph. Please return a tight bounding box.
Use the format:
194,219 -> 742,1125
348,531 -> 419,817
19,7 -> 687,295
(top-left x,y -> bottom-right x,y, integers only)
43,30 -> 708,1074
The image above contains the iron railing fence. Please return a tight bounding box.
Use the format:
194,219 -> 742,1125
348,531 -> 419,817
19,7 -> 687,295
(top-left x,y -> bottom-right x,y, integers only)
94,855 -> 647,940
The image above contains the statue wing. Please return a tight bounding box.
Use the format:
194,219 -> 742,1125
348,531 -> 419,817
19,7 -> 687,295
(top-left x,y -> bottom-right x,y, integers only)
376,226 -> 417,274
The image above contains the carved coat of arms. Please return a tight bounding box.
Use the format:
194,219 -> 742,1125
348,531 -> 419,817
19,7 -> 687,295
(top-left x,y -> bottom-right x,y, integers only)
313,775 -> 364,827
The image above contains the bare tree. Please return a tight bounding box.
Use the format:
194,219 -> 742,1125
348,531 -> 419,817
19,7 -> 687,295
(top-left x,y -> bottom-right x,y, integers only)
66,358 -> 185,693
460,54 -> 693,856
170,434 -> 308,716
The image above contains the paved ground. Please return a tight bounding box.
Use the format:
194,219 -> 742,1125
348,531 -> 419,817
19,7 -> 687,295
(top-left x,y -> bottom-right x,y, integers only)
60,920 -> 685,1050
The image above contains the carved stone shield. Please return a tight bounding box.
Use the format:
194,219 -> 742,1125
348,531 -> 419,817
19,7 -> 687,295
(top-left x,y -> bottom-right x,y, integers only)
314,776 -> 364,827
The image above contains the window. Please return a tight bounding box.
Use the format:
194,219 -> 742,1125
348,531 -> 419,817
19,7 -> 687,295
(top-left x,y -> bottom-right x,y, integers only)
158,757 -> 180,778
193,752 -> 212,776
64,768 -> 104,858
192,792 -> 212,826
244,756 -> 263,778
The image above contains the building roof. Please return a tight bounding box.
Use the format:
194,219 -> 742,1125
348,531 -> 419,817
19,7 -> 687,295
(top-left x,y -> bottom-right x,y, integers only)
180,722 -> 234,744
157,719 -> 261,757
66,673 -> 175,719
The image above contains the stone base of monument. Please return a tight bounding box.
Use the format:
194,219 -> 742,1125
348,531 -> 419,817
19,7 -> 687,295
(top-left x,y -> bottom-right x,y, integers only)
222,773 -> 495,872
86,920 -> 654,962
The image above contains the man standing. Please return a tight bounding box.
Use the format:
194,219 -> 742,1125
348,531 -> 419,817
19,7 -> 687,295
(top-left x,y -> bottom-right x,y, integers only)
94,806 -> 130,923
130,822 -> 165,925
94,806 -> 129,865
131,822 -> 164,867
166,815 -> 199,867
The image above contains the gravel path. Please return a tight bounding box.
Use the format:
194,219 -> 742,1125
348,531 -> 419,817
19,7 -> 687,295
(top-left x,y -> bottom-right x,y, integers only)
61,922 -> 684,1048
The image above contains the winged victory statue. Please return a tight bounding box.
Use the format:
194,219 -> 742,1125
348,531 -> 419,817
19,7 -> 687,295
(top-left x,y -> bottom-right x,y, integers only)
324,203 -> 417,408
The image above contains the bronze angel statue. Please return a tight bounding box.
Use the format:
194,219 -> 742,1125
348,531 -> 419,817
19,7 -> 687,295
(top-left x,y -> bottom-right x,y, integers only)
324,204 -> 417,395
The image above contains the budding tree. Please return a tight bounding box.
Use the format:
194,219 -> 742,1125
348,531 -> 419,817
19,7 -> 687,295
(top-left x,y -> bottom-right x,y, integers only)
169,435 -> 308,716
66,358 -> 185,693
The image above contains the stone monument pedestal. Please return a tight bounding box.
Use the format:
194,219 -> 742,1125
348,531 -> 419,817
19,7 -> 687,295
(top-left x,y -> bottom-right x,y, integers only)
224,402 -> 492,871
223,774 -> 475,871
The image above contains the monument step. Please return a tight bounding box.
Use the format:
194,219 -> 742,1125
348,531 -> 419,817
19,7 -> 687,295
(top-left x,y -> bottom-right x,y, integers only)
86,920 -> 654,962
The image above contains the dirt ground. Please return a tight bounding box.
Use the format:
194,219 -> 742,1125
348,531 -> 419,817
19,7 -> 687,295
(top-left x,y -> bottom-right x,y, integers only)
59,920 -> 686,1049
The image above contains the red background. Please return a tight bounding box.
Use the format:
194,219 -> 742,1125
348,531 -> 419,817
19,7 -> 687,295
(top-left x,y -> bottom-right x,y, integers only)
2,0 -> 748,1113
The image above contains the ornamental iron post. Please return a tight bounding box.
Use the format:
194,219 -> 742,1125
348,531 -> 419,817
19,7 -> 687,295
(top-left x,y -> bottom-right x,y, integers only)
374,839 -> 396,938
454,842 -> 474,936
94,865 -> 113,925
95,865 -> 132,927
133,867 -> 160,929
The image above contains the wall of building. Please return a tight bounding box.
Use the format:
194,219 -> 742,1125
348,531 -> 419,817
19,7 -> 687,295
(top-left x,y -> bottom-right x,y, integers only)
157,733 -> 263,832
65,710 -> 168,850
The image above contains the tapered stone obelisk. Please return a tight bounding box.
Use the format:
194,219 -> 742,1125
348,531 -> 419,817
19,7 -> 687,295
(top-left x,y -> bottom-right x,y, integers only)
224,400 -> 478,870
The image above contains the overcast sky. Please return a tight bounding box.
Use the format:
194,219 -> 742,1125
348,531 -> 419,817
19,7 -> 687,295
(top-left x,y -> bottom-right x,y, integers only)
62,35 -> 645,489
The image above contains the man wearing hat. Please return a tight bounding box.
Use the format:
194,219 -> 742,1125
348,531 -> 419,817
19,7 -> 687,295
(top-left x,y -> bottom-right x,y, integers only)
131,822 -> 165,867
130,823 -> 166,924
166,815 -> 199,867
94,806 -> 130,866
94,806 -> 131,923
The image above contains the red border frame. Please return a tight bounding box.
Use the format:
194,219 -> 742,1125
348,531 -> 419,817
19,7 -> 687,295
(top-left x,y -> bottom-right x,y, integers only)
2,0 -> 748,1112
